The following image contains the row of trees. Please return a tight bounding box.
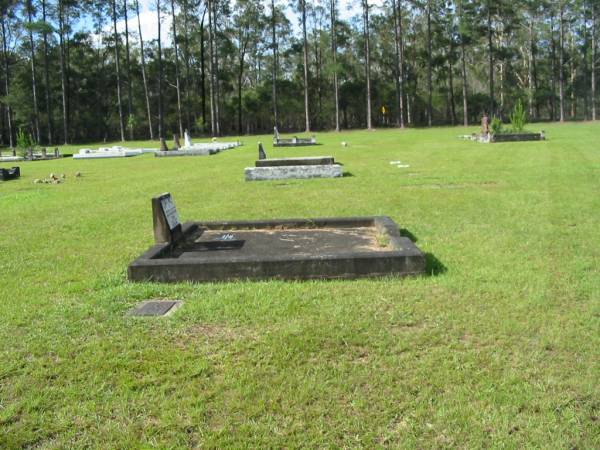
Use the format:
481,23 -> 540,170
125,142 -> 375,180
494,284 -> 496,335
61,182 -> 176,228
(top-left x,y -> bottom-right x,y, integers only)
0,0 -> 598,146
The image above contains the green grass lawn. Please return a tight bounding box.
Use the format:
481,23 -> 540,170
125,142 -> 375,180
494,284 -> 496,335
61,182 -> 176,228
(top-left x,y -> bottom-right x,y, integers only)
1,124 -> 599,448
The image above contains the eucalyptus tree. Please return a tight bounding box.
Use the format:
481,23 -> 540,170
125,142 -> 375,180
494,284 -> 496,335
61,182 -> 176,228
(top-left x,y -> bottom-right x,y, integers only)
592,0 -> 597,120
0,2 -> 15,148
110,0 -> 125,141
299,0 -> 311,132
123,0 -> 133,138
134,0 -> 154,139
330,0 -> 339,130
362,0 -> 372,129
169,0 -> 183,137
232,0 -> 264,134
391,0 -> 404,128
25,0 -> 40,143
156,0 -> 164,139
271,0 -> 278,128
40,0 -> 52,143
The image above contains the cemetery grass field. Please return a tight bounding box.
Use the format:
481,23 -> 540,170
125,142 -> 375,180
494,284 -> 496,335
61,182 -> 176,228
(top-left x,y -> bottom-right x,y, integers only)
1,123 -> 600,449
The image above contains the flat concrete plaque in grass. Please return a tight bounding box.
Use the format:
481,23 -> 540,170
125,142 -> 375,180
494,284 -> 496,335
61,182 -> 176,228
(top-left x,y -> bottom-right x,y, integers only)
127,300 -> 182,316
128,194 -> 427,283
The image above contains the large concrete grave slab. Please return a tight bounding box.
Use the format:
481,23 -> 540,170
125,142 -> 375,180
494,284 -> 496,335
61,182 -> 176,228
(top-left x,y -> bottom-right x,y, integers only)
245,164 -> 342,181
128,193 -> 427,283
156,134 -> 242,157
73,146 -> 150,159
245,144 -> 342,181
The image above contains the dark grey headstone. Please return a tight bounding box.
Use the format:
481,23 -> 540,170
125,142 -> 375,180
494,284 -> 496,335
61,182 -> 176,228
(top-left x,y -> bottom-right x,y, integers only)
127,300 -> 182,317
258,143 -> 267,160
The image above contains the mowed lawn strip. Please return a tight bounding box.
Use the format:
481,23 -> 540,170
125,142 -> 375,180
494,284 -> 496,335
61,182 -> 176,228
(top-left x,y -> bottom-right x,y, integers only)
0,124 -> 599,448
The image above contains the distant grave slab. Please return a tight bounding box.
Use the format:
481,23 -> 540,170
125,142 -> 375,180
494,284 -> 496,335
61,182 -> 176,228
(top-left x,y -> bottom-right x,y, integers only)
245,144 -> 341,181
128,193 -> 427,283
255,156 -> 335,167
273,126 -> 317,147
0,166 -> 20,181
127,300 -> 182,316
155,139 -> 242,157
73,146 -> 144,159
245,164 -> 342,181
491,132 -> 545,142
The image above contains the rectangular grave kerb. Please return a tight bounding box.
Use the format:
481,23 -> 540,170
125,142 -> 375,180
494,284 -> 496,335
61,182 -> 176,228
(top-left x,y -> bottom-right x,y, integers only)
129,197 -> 427,283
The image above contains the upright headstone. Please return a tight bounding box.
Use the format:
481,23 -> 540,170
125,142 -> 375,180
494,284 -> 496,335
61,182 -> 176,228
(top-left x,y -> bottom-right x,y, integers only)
160,138 -> 169,152
173,134 -> 181,149
274,126 -> 280,141
54,148 -> 59,157
481,113 -> 490,136
184,130 -> 192,147
152,193 -> 183,244
41,148 -> 47,158
258,142 -> 267,160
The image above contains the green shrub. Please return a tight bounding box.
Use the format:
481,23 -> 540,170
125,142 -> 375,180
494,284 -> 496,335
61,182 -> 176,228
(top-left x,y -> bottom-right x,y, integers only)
510,99 -> 527,132
490,117 -> 503,135
16,129 -> 35,157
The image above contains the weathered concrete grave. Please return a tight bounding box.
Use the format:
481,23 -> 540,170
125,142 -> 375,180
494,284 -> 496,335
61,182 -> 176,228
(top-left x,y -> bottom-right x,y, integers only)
245,144 -> 342,181
273,126 -> 317,147
0,166 -> 20,181
155,131 -> 242,157
491,132 -> 545,142
128,193 -> 427,283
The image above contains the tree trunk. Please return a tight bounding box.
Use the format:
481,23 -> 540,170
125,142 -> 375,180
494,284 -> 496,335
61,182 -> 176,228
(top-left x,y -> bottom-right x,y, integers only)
559,3 -> 565,122
448,46 -> 456,125
331,0 -> 340,131
363,0 -> 372,129
569,24 -> 576,119
58,2 -> 69,144
392,0 -> 404,128
111,0 -> 125,141
487,1 -> 494,115
207,0 -> 216,135
550,12 -> 556,121
458,0 -> 468,126
427,0 -> 432,126
212,0 -> 220,135
27,0 -> 41,144
135,0 -> 154,139
157,0 -> 164,139
237,33 -> 247,134
593,3 -> 597,121
41,0 -> 53,144
1,16 -> 13,148
301,0 -> 310,132
170,0 -> 183,137
200,8 -> 207,130
182,0 -> 192,131
528,19 -> 534,118
124,0 -> 133,139
272,0 -> 278,128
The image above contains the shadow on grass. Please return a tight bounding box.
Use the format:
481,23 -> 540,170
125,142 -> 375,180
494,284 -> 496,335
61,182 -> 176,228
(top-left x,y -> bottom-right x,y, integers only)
400,228 -> 418,242
342,172 -> 354,178
425,253 -> 447,276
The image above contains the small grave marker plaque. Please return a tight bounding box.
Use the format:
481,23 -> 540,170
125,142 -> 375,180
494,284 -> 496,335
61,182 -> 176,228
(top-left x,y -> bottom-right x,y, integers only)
127,300 -> 182,317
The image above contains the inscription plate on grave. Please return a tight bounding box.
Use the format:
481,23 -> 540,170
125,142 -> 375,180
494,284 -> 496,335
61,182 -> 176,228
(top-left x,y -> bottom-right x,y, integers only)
128,300 -> 182,316
160,194 -> 180,230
